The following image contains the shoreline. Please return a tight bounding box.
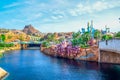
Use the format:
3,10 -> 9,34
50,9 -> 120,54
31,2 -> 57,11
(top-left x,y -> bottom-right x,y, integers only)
40,45 -> 99,62
0,46 -> 21,56
40,45 -> 120,64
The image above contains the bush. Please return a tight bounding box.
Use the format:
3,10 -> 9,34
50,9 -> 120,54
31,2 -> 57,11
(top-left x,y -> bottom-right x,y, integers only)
42,41 -> 50,47
0,43 -> 14,47
102,34 -> 113,40
115,32 -> 120,38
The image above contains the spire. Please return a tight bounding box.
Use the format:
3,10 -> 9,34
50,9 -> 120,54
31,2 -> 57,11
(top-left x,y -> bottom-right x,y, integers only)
91,20 -> 93,28
87,22 -> 90,32
87,22 -> 90,28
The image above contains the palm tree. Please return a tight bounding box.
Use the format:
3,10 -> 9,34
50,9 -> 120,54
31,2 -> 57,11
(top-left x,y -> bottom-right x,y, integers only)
102,35 -> 110,45
72,31 -> 80,39
94,30 -> 101,46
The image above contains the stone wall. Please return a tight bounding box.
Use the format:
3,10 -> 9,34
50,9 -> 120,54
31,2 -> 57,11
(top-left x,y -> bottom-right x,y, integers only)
76,46 -> 99,61
100,50 -> 120,64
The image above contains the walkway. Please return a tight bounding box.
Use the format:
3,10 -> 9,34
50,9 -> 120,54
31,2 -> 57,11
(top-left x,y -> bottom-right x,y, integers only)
99,39 -> 120,53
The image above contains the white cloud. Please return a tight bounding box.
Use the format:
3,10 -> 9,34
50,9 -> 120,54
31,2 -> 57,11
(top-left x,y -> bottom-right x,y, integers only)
51,16 -> 59,20
1,0 -> 120,32
93,1 -> 108,11
69,0 -> 120,16
3,2 -> 21,8
69,9 -> 78,16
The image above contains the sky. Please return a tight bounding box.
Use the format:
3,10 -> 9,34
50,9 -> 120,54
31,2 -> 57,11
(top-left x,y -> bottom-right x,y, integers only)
0,0 -> 120,32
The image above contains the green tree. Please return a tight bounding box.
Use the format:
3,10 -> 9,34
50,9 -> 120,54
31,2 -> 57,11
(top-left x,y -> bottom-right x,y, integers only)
72,31 -> 80,39
0,34 -> 6,42
82,32 -> 91,44
115,32 -> 120,38
71,38 -> 78,46
58,37 -> 64,42
102,34 -> 113,45
47,34 -> 55,42
94,30 -> 101,46
71,32 -> 91,48
42,41 -> 50,48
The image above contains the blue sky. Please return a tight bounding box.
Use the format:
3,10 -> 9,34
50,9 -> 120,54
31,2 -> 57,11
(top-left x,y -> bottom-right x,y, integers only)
0,0 -> 120,32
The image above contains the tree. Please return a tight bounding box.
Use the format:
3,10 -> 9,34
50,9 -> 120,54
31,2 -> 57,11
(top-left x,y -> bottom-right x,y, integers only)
0,34 -> 6,42
47,34 -> 55,42
42,41 -> 50,48
81,32 -> 91,45
71,32 -> 91,48
115,32 -> 120,38
94,30 -> 101,46
72,31 -> 80,39
102,34 -> 113,45
58,37 -> 64,42
19,35 -> 24,41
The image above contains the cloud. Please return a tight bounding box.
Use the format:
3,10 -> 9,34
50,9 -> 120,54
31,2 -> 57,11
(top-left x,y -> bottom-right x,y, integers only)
69,0 -> 120,16
3,2 -> 21,8
0,0 -> 120,32
51,15 -> 64,20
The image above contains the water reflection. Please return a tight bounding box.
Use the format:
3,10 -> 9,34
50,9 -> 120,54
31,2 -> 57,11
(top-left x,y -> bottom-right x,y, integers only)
50,57 -> 120,80
0,50 -> 120,80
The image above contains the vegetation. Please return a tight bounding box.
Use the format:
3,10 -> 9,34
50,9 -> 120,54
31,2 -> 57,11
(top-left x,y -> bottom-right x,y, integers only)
42,41 -> 50,48
71,31 -> 91,48
102,34 -> 113,45
0,53 -> 4,58
0,42 -> 14,47
19,35 -> 24,41
94,30 -> 101,45
7,35 -> 12,39
0,34 -> 6,42
72,32 -> 80,39
58,38 -> 64,42
115,32 -> 120,38
47,34 -> 55,42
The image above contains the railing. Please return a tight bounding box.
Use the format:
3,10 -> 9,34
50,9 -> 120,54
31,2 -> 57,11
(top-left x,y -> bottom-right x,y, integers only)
99,39 -> 120,53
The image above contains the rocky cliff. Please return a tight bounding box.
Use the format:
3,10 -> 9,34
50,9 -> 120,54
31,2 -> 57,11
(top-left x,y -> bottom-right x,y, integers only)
23,24 -> 42,36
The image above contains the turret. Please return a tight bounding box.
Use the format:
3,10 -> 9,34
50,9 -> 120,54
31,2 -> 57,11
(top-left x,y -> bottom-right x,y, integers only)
87,22 -> 90,32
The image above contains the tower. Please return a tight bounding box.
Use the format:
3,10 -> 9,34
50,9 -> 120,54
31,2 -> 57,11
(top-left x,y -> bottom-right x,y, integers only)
87,22 -> 90,32
90,20 -> 94,38
105,25 -> 110,33
90,20 -> 93,32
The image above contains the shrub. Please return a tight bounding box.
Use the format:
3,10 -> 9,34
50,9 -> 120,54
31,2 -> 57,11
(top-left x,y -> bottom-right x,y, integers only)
115,32 -> 120,38
42,41 -> 50,47
0,42 -> 14,47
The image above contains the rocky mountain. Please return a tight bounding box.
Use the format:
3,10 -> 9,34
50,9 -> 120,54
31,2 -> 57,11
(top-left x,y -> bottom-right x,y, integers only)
22,24 -> 43,37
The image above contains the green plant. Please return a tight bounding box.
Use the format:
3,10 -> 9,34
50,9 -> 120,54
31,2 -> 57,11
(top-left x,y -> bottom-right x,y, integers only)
102,34 -> 113,45
71,38 -> 78,46
115,32 -> 120,38
0,34 -> 6,42
0,42 -> 14,47
47,34 -> 55,42
94,30 -> 101,45
58,38 -> 64,42
42,41 -> 50,48
54,40 -> 60,44
71,32 -> 91,48
19,35 -> 23,41
0,53 -> 4,58
7,35 -> 12,39
72,31 -> 80,39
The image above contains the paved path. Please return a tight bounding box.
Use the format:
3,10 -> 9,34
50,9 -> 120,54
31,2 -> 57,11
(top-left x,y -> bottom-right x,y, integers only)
99,39 -> 120,53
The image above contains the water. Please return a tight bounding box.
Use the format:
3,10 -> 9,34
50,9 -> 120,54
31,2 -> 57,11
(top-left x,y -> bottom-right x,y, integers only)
0,50 -> 120,80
